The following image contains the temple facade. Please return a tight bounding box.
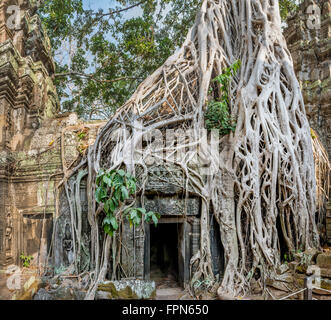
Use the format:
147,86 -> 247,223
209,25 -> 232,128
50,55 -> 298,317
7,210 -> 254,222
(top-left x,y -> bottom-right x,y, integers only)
0,0 -> 104,269
284,0 -> 331,244
0,0 -> 329,278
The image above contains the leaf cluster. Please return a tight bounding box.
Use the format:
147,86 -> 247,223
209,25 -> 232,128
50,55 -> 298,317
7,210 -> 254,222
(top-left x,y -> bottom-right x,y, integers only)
205,60 -> 240,136
20,253 -> 34,268
96,169 -> 160,236
37,1 -> 297,119
279,0 -> 299,21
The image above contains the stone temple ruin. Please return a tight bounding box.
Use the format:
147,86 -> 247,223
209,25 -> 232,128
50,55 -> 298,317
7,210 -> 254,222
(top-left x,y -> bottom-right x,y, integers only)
54,163 -> 224,286
285,0 -> 331,160
0,0 -> 330,298
0,0 -> 104,270
53,0 -> 331,291
284,0 -> 331,244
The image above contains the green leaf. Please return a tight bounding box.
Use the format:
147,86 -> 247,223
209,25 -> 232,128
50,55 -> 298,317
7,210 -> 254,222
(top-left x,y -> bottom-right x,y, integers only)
121,186 -> 129,201
130,209 -> 137,220
136,208 -> 146,215
126,172 -> 133,179
104,199 -> 116,214
129,182 -> 137,194
95,187 -> 106,203
109,198 -> 116,211
104,199 -> 110,214
103,175 -> 112,186
152,214 -> 159,227
114,188 -> 121,202
117,169 -> 126,177
109,216 -> 119,230
112,197 -> 119,207
103,215 -> 111,225
133,215 -> 141,226
104,224 -> 113,237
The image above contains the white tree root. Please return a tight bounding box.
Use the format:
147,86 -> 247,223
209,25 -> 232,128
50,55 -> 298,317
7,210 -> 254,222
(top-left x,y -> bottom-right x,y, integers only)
55,0 -> 324,299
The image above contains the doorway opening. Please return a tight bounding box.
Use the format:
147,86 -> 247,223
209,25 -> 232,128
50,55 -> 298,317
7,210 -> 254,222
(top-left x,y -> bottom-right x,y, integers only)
276,214 -> 288,262
150,223 -> 179,284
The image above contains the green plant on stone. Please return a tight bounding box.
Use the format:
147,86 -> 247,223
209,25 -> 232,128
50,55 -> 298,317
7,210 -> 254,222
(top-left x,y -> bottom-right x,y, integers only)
205,60 -> 241,136
96,169 -> 160,236
77,131 -> 87,141
20,253 -> 34,268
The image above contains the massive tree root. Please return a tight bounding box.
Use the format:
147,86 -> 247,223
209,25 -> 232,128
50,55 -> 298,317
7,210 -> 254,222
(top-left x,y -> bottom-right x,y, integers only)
56,0 -> 322,299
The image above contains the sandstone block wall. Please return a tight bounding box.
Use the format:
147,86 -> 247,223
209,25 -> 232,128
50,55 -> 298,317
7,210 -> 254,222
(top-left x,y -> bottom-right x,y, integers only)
0,0 -> 105,269
284,0 -> 331,159
284,0 -> 331,244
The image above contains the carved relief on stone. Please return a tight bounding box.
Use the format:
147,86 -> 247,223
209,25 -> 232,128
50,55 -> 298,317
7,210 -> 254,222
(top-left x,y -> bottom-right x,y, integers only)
63,223 -> 73,266
5,213 -> 13,259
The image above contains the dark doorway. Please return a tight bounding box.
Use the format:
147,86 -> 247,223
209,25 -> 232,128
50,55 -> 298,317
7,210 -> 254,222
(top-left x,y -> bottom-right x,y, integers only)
210,214 -> 224,277
144,218 -> 191,288
150,223 -> 179,284
276,214 -> 288,262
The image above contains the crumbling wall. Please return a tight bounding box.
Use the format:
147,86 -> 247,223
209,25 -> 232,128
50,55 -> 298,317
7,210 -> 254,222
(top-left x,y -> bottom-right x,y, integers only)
284,0 -> 331,158
284,0 -> 331,244
0,0 -> 105,269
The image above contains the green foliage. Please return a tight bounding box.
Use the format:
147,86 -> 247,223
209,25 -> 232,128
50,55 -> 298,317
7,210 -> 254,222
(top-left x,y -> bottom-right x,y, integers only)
20,253 -> 34,268
96,169 -> 160,236
205,60 -> 241,136
77,131 -> 87,141
38,0 -> 84,51
37,1 -> 297,119
279,0 -> 299,21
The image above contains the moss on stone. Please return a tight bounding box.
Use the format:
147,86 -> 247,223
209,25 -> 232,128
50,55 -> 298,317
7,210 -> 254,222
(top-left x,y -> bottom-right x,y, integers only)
98,282 -> 139,299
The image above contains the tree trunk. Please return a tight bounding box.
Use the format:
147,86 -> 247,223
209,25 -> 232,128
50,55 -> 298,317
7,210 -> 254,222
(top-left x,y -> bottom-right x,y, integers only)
59,0 -> 321,299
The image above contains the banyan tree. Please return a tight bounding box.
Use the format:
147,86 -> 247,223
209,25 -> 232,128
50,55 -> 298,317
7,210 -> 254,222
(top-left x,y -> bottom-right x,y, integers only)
54,0 -> 324,299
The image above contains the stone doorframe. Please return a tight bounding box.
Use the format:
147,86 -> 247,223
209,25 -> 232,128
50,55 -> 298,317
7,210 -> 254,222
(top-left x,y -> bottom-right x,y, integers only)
143,216 -> 191,287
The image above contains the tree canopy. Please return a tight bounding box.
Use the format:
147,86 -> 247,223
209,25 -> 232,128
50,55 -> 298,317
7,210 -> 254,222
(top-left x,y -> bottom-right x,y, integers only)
37,0 -> 299,119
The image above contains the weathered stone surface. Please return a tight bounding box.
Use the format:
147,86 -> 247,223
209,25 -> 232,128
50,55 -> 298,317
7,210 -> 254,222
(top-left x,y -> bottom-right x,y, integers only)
317,253 -> 331,268
96,280 -> 156,300
14,276 -> 41,300
53,185 -> 90,272
293,272 -> 331,295
285,0 -> 331,158
0,0 -> 105,270
33,288 -> 54,300
144,196 -> 200,216
34,286 -> 86,300
327,206 -> 331,243
317,267 -> 331,278
312,278 -> 331,295
292,248 -> 321,268
142,165 -> 195,195
284,0 -> 331,244
277,264 -> 290,275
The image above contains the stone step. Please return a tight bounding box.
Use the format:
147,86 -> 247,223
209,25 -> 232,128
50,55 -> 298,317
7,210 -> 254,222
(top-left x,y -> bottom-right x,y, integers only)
96,280 -> 156,300
156,287 -> 185,300
317,253 -> 331,269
